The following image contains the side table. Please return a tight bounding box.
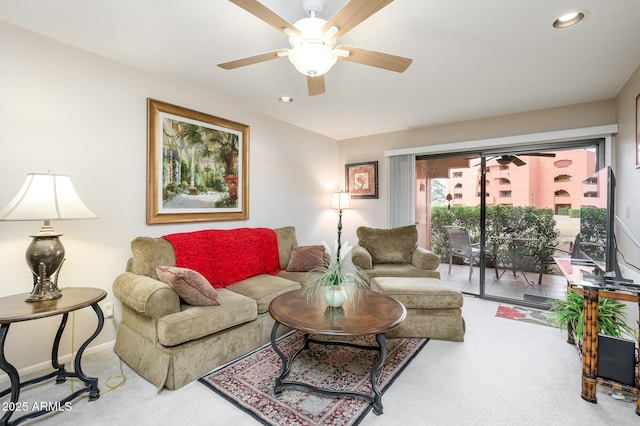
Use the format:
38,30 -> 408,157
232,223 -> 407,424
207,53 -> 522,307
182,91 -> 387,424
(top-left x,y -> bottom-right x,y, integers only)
554,257 -> 640,416
0,287 -> 106,425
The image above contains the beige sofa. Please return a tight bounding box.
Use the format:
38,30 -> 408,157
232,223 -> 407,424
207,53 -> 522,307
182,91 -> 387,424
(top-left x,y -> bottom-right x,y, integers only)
351,225 -> 441,281
113,226 -> 320,390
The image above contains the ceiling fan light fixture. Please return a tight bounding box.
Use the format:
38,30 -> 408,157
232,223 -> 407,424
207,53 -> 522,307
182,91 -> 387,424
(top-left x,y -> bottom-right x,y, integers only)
288,41 -> 337,76
287,16 -> 337,77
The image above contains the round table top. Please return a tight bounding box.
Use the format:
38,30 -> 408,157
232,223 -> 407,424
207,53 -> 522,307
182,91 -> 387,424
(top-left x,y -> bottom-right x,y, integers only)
0,287 -> 107,324
269,289 -> 406,336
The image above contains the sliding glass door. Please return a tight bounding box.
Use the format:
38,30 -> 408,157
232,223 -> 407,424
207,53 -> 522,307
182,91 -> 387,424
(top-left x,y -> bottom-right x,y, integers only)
416,141 -> 602,308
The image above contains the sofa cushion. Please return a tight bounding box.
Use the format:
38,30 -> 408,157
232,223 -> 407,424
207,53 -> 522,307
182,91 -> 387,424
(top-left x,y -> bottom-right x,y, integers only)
286,245 -> 325,272
357,225 -> 418,264
156,266 -> 220,306
157,289 -> 257,347
363,264 -> 441,281
274,226 -> 298,269
227,275 -> 301,314
130,237 -> 176,279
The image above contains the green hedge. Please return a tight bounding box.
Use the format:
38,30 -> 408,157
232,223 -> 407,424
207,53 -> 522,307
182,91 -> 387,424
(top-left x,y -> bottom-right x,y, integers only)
568,209 -> 581,218
431,205 -> 559,273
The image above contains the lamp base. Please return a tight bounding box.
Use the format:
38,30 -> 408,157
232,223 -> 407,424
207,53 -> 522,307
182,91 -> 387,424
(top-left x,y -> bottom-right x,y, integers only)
25,231 -> 65,303
25,279 -> 62,302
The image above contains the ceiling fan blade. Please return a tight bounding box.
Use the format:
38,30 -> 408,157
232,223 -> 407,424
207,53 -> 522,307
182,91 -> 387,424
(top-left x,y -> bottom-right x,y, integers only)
307,75 -> 326,96
512,156 -> 527,167
472,156 -> 498,168
526,152 -> 556,157
336,45 -> 412,73
323,0 -> 393,39
217,50 -> 288,70
229,0 -> 300,36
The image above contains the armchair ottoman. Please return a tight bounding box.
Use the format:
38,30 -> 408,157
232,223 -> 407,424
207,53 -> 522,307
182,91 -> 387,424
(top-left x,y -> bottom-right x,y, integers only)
370,277 -> 465,342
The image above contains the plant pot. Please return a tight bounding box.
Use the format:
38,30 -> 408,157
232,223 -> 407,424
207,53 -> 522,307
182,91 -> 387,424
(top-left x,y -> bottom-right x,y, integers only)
324,286 -> 347,309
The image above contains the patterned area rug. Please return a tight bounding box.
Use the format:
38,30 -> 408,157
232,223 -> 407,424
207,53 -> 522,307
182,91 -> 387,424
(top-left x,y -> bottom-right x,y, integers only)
199,331 -> 428,426
496,304 -> 559,328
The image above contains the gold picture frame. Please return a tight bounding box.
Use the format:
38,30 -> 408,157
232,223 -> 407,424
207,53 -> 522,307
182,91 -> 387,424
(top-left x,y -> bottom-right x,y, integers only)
345,161 -> 378,199
146,98 -> 249,224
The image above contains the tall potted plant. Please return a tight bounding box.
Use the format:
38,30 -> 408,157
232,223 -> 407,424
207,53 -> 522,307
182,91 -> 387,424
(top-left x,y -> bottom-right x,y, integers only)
302,241 -> 368,310
549,288 -> 636,341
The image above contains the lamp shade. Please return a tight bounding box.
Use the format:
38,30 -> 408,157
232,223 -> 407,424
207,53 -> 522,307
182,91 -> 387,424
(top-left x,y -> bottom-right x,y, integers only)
331,192 -> 351,210
0,173 -> 96,221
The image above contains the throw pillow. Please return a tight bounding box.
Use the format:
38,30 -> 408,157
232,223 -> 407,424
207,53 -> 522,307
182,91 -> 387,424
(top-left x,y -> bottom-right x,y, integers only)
286,245 -> 325,272
156,266 -> 220,306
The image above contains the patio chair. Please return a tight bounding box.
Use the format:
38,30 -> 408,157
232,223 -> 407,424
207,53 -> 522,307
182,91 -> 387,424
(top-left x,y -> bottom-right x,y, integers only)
444,226 -> 492,281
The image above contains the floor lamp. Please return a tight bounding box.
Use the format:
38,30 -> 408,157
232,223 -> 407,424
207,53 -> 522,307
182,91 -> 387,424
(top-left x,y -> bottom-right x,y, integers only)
331,191 -> 351,261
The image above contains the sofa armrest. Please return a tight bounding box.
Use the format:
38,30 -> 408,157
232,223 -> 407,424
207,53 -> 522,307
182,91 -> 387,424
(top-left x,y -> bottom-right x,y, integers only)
113,272 -> 181,319
351,245 -> 373,270
411,247 -> 440,271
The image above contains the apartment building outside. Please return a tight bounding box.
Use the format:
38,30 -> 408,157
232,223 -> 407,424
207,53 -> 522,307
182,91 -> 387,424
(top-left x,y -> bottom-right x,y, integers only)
448,149 -> 596,212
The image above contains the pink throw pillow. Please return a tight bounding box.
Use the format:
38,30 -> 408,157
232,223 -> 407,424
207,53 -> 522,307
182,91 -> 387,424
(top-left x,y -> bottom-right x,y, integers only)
286,245 -> 325,272
156,266 -> 220,306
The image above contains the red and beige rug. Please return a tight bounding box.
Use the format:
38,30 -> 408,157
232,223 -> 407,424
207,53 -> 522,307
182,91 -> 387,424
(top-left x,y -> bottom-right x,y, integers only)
199,331 -> 428,426
496,304 -> 558,328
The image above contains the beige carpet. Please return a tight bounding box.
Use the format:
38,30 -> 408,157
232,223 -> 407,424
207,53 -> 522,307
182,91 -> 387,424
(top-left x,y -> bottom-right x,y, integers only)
8,296 -> 638,426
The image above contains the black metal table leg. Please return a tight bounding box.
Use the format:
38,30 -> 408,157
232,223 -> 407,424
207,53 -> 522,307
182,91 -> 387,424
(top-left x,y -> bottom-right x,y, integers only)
70,303 -> 104,400
53,313 -> 69,384
371,333 -> 388,415
0,324 -> 20,426
270,321 -> 286,395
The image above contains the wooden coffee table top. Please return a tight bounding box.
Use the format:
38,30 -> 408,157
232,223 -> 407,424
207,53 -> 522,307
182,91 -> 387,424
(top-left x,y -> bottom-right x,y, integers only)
269,289 -> 406,336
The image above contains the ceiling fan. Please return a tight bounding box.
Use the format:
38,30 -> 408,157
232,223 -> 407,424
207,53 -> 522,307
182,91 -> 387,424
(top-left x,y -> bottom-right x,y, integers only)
473,153 -> 556,168
218,0 -> 413,96
490,153 -> 556,167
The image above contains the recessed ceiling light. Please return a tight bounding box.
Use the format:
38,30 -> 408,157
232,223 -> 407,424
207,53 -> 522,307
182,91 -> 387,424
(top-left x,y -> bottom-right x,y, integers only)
553,12 -> 585,29
278,96 -> 294,103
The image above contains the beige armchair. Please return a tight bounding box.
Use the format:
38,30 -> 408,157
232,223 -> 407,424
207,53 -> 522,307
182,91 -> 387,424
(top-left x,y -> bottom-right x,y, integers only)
351,225 -> 440,282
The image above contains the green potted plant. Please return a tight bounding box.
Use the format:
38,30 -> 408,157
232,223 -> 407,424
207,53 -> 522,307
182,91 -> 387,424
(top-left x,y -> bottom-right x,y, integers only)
549,288 -> 636,341
302,241 -> 368,310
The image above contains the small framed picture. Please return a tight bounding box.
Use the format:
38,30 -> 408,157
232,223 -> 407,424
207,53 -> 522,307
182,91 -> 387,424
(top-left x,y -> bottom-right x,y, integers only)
345,161 -> 378,199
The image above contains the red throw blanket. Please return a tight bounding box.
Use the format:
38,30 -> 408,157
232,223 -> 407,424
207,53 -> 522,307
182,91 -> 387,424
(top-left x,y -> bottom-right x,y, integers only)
162,228 -> 282,288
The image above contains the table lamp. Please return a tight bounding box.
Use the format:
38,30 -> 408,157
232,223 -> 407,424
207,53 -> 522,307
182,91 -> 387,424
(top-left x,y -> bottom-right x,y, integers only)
331,191 -> 351,260
0,173 -> 97,302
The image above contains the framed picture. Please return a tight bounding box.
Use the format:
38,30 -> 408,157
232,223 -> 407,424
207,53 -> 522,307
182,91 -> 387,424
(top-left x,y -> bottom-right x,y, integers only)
345,161 -> 378,199
636,93 -> 640,168
147,98 -> 249,224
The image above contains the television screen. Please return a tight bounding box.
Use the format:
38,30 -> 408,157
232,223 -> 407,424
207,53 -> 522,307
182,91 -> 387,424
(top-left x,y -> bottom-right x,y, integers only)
577,166 -> 628,282
578,168 -> 608,269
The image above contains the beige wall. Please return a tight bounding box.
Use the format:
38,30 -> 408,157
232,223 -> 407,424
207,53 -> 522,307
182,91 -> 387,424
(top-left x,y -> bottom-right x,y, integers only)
614,64 -> 640,278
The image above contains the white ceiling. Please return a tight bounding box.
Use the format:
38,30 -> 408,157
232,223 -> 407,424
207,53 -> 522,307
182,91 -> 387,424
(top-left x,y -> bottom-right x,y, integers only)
2,0 -> 640,140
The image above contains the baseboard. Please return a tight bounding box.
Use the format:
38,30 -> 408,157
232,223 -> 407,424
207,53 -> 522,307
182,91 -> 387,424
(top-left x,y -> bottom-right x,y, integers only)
0,339 -> 115,388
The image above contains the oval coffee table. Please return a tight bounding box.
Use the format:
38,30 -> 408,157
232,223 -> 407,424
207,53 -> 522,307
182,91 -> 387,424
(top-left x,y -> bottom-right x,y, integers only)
268,289 -> 406,415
